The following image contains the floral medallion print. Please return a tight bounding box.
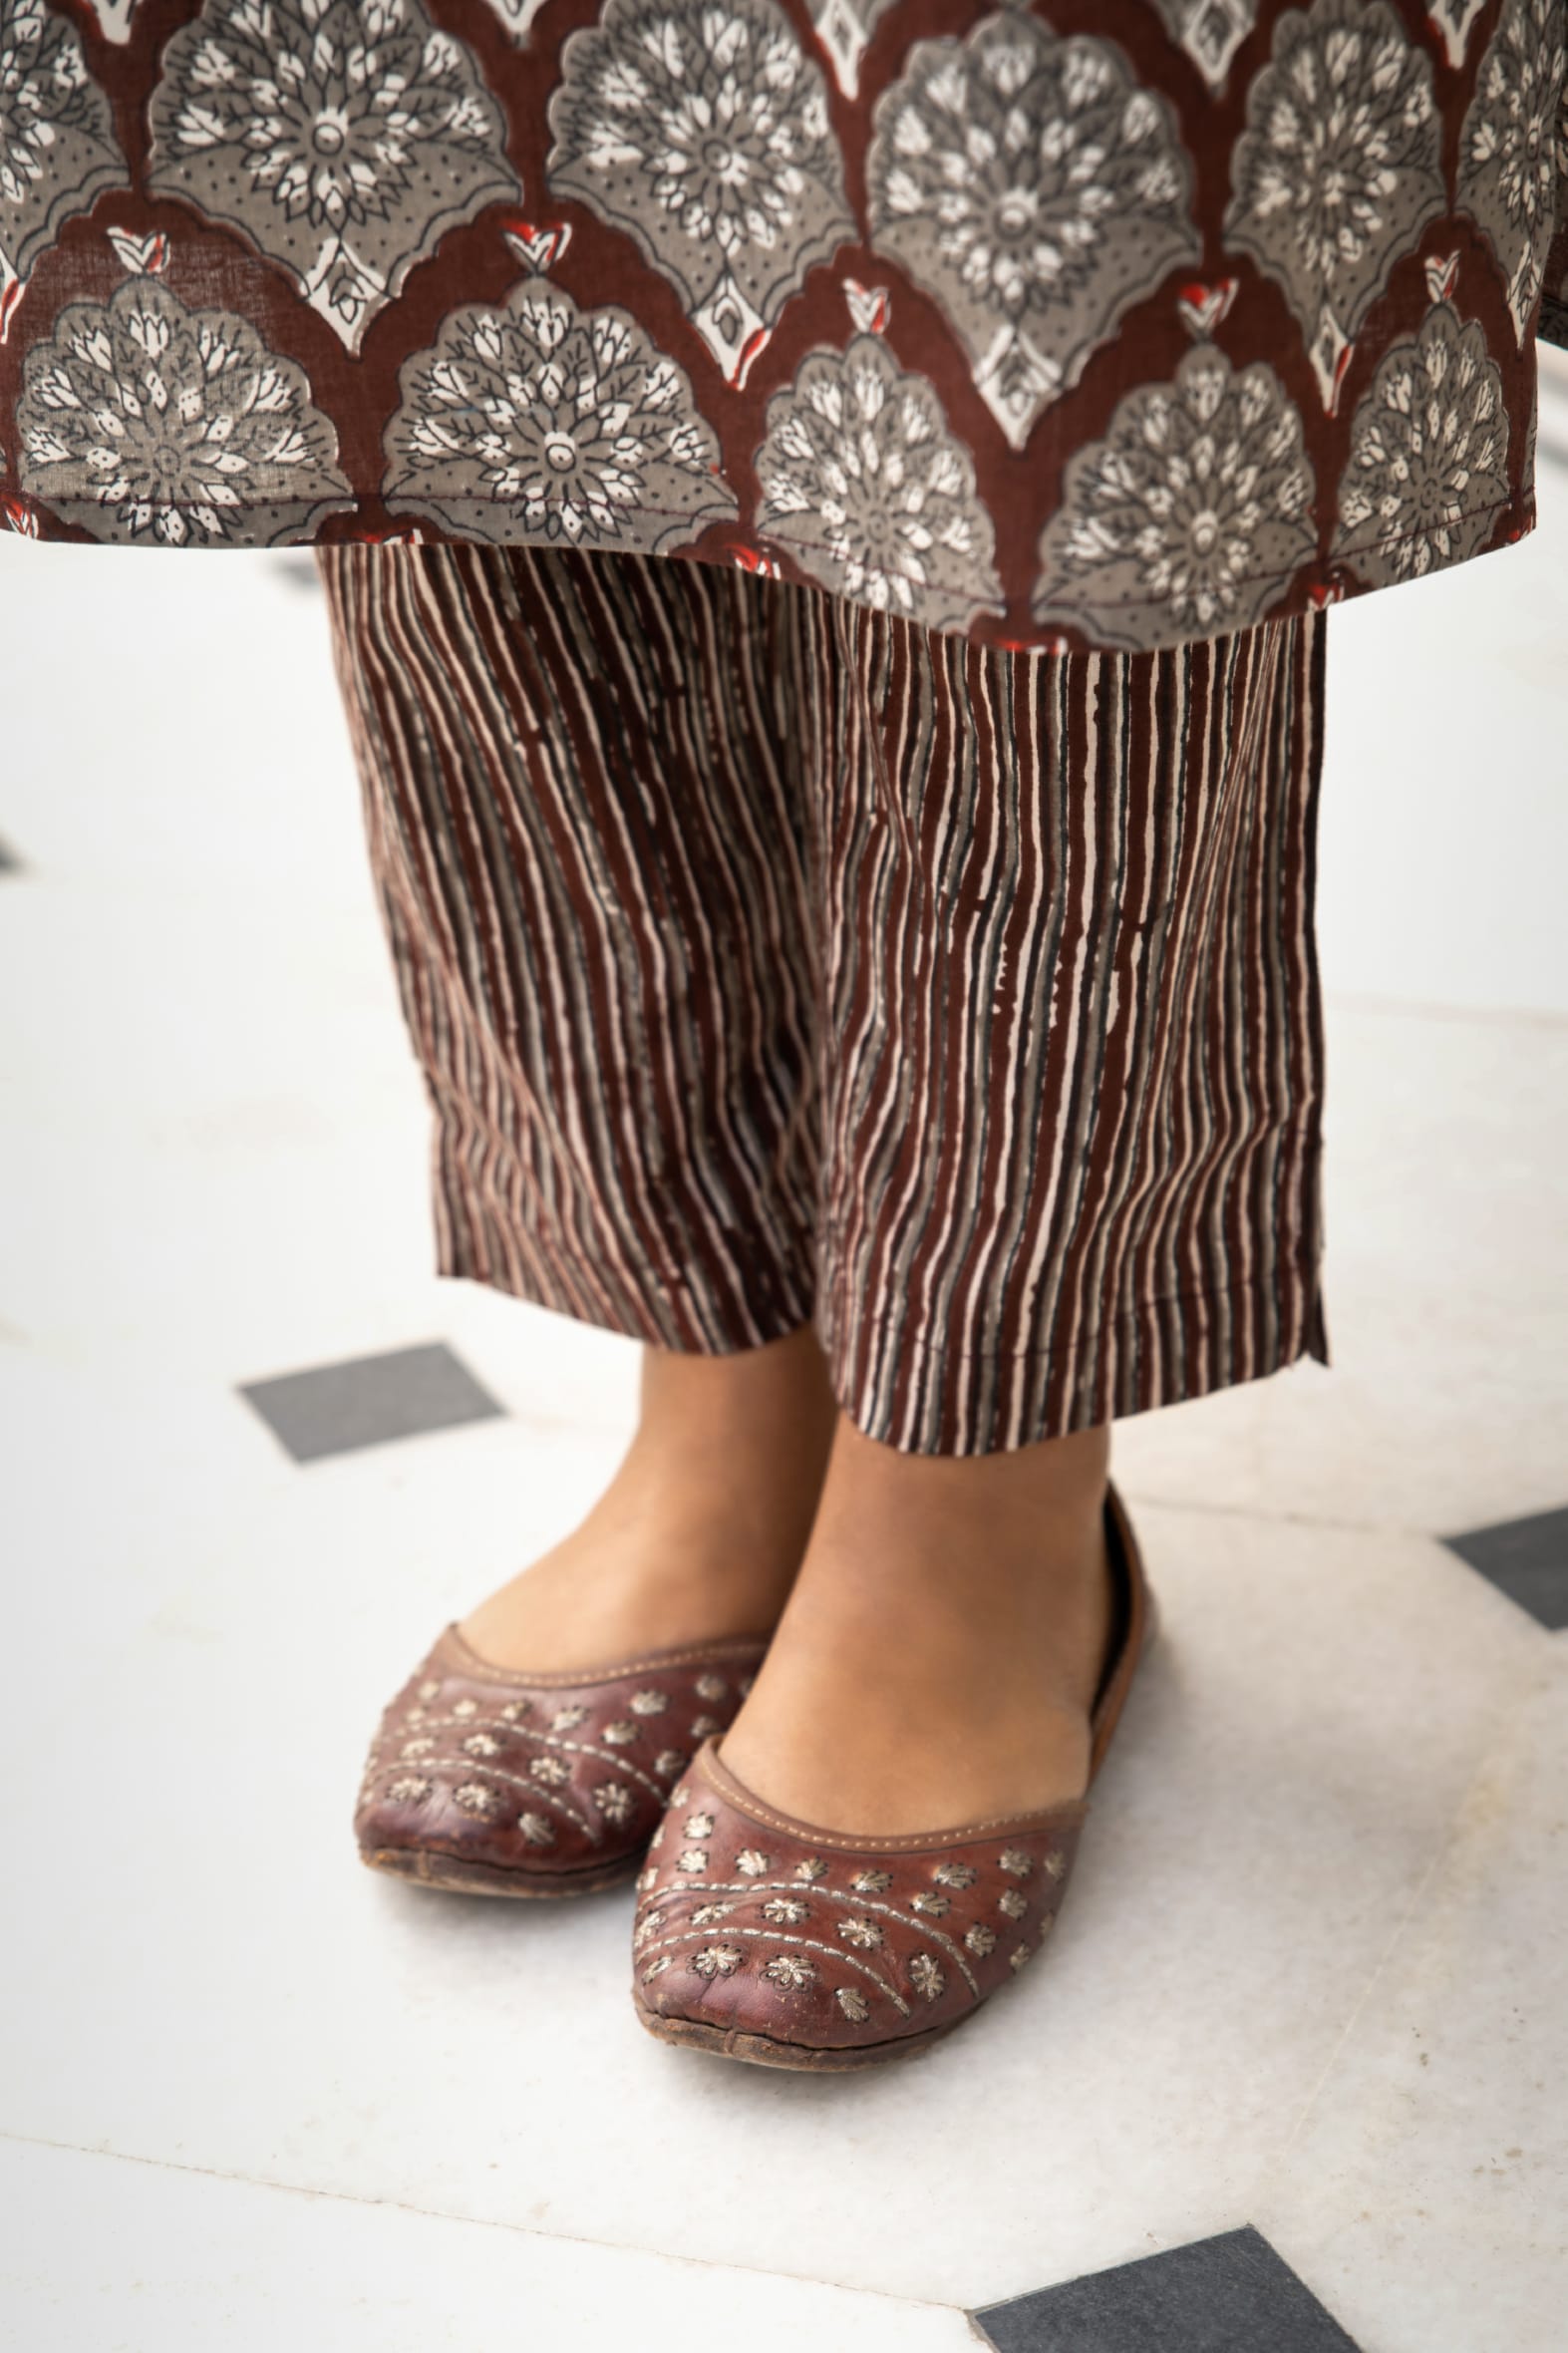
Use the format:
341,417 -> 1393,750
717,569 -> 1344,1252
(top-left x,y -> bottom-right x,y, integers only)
146,0 -> 521,352
866,15 -> 1200,450
16,265 -> 351,541
546,0 -> 854,385
755,328 -> 1003,630
810,0 -> 898,100
1224,0 -> 1444,409
1428,0 -> 1489,70
1152,0 -> 1261,90
1333,300 -> 1509,585
0,0 -> 129,319
1455,0 -> 1567,343
383,275 -> 739,550
1034,342 -> 1317,650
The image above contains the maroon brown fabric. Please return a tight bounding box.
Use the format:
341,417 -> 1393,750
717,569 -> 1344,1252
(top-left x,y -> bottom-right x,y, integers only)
2,0 -> 1564,653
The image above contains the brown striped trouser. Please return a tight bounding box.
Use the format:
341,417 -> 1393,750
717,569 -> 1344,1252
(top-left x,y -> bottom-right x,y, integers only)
315,544 -> 1329,1458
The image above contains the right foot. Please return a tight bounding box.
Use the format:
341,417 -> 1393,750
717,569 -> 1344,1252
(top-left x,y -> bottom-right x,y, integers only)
458,1323 -> 838,1673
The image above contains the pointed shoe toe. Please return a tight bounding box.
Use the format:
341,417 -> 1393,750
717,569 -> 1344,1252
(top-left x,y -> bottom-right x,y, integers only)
630,1483 -> 1152,2068
354,1627 -> 767,1898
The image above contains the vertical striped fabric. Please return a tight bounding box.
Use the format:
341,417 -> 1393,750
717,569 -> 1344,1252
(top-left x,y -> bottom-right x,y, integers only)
318,541 -> 1328,1457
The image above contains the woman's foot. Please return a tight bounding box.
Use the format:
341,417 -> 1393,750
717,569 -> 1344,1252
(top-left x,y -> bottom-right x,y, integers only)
458,1324 -> 839,1673
716,1416 -> 1115,1835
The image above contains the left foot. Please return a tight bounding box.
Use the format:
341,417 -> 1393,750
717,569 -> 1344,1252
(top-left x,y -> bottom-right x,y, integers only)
717,1417 -> 1115,1837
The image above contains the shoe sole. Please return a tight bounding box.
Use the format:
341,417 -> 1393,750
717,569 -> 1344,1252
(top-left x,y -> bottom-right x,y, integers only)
632,1985 -> 959,2071
362,1845 -> 642,1899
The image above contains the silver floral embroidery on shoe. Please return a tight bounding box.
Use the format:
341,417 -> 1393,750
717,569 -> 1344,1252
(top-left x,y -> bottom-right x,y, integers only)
593,1781 -> 635,1828
684,1812 -> 716,1840
629,1688 -> 669,1716
851,1867 -> 893,1894
637,1863 -> 659,1891
908,1952 -> 945,2002
691,1943 -> 745,1978
653,1750 -> 687,1779
793,1857 -> 830,1882
518,1812 -> 556,1847
676,1848 -> 710,1872
834,1983 -> 871,2023
649,1823 -> 666,1850
1009,1943 -> 1033,1972
737,1849 -> 771,1876
932,1860 -> 978,1889
764,1953 -> 816,1990
998,1887 -> 1029,1920
689,1714 -> 723,1739
453,1782 -> 499,1818
498,1699 -> 529,1722
693,1672 -> 729,1702
644,1953 -> 673,1979
601,1721 -> 639,1747
386,1775 -> 432,1804
462,1733 -> 501,1759
964,1922 -> 998,1957
837,1915 -> 883,1949
529,1755 -> 571,1788
763,1895 -> 810,1924
400,1737 -> 437,1759
552,1705 -> 588,1731
999,1849 -> 1034,1877
910,1891 -> 951,1917
1043,1850 -> 1068,1881
452,1698 -> 478,1718
418,1680 -> 442,1702
690,1900 -> 736,1926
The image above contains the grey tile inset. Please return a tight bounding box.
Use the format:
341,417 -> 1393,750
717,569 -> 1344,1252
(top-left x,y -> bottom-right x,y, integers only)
1443,1506 -> 1568,1631
972,2226 -> 1361,2353
239,1342 -> 504,1463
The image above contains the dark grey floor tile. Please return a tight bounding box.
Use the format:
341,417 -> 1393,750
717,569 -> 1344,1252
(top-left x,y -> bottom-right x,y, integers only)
1443,1506 -> 1568,1631
239,1342 -> 504,1463
972,2226 -> 1361,2353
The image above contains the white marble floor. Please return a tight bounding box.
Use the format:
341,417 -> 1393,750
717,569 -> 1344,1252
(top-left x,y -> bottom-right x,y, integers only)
2,457 -> 1565,2349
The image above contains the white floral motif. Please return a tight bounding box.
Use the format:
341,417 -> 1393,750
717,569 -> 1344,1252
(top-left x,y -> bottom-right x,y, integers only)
1456,0 -> 1567,340
834,1983 -> 871,2022
400,1737 -> 436,1759
689,1715 -> 723,1739
756,332 -> 1004,633
693,1672 -> 729,1702
1009,1943 -> 1033,1972
910,1891 -> 951,1917
383,282 -> 739,551
691,1943 -> 744,1976
146,0 -> 521,352
386,1775 -> 432,1803
453,1782 -> 499,1818
676,1848 -> 710,1872
908,1952 -> 945,2002
932,1861 -> 978,1889
643,1953 -> 672,1978
546,0 -> 854,381
452,1699 -> 477,1718
1223,0 -> 1445,408
837,1916 -> 883,1949
690,1900 -> 736,1925
851,1868 -> 893,1894
0,0 -> 127,302
25,342 -> 297,544
654,1750 -> 687,1778
1333,302 -> 1510,584
1043,1850 -> 1068,1881
866,15 -> 1200,448
1152,0 -> 1259,89
462,1733 -> 501,1758
794,1857 -> 830,1882
965,1922 -> 998,1956
764,1953 -> 816,1989
763,1895 -> 810,1923
529,1755 -> 571,1787
419,1680 -> 442,1702
499,1700 -> 529,1722
593,1781 -> 636,1828
552,1705 -> 588,1732
737,1849 -> 771,1876
999,1849 -> 1034,1877
629,1688 -> 669,1716
1034,345 -> 1317,650
518,1812 -> 556,1847
684,1812 -> 716,1840
998,1887 -> 1029,1920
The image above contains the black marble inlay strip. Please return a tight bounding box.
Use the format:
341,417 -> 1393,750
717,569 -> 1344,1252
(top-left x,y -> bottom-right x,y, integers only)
972,2225 -> 1362,2352
239,1342 -> 504,1463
